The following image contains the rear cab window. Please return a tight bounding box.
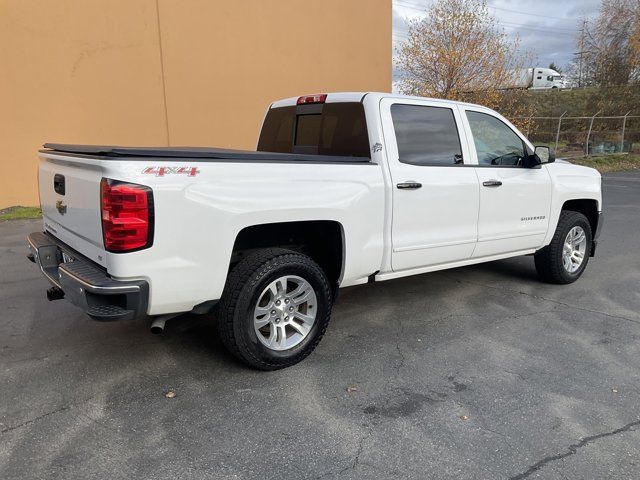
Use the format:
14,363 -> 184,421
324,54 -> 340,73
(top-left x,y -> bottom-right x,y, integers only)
257,102 -> 370,158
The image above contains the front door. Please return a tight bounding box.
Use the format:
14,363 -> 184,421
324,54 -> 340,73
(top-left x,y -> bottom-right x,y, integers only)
381,98 -> 479,272
460,107 -> 552,258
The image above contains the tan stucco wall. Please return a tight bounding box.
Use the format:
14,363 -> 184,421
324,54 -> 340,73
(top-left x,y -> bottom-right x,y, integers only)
0,0 -> 391,207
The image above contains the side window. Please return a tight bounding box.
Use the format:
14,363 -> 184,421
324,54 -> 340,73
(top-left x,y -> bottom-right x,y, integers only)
465,111 -> 526,167
391,104 -> 463,166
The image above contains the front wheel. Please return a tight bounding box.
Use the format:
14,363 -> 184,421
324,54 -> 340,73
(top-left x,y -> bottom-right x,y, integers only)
217,248 -> 333,370
534,211 -> 592,284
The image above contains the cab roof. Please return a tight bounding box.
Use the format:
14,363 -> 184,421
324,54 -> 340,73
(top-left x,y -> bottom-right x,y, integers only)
270,92 -> 484,109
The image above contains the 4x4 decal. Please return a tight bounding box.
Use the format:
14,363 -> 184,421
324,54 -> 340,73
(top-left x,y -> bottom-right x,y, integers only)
142,166 -> 200,177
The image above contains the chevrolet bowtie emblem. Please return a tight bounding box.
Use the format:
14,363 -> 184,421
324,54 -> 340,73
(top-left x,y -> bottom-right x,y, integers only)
56,200 -> 67,215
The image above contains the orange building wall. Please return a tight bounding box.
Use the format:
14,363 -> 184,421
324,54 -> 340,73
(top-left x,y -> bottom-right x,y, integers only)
0,0 -> 391,207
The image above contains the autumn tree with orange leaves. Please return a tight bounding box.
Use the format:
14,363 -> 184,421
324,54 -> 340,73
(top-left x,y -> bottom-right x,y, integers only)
396,0 -> 530,124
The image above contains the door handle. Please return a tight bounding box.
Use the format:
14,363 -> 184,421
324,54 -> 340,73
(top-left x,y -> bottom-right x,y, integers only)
482,180 -> 503,187
396,182 -> 422,190
54,174 -> 66,195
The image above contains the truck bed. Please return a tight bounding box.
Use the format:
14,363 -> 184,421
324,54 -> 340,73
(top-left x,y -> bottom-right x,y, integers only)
42,143 -> 371,164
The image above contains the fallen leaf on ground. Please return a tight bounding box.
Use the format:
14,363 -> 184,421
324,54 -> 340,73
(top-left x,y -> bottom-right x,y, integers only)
459,415 -> 469,421
346,386 -> 358,393
164,390 -> 176,398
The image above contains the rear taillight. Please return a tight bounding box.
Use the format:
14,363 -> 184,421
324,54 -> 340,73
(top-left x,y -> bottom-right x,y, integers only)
297,94 -> 327,105
100,178 -> 154,252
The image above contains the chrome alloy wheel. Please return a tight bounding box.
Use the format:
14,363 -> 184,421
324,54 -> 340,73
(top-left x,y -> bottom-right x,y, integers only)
253,275 -> 317,351
562,226 -> 587,274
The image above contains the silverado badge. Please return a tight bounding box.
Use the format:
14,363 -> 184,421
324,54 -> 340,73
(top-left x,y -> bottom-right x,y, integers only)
55,200 -> 67,215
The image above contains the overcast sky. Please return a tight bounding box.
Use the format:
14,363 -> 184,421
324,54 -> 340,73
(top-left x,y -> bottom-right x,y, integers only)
393,0 -> 602,81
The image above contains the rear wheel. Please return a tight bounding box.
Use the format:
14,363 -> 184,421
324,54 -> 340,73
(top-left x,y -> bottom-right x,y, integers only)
534,211 -> 592,284
217,248 -> 333,370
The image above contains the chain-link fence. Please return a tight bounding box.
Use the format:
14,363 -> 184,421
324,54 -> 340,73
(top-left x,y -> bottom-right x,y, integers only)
512,113 -> 640,158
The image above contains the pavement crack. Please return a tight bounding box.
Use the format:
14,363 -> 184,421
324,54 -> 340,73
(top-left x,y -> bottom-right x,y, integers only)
339,425 -> 374,475
509,419 -> 640,480
502,368 -> 527,381
443,274 -> 640,326
524,294 -> 640,325
310,425 -> 375,479
394,315 -> 406,379
1,405 -> 70,434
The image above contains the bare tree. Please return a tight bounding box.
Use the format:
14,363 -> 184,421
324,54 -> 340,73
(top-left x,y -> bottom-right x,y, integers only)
548,62 -> 562,73
630,5 -> 640,83
578,0 -> 640,86
395,0 -> 524,99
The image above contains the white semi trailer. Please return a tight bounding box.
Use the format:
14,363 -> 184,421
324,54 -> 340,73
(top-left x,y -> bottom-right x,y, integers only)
510,67 -> 566,90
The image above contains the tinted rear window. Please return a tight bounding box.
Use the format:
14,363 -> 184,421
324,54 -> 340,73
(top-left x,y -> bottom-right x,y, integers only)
257,102 -> 370,157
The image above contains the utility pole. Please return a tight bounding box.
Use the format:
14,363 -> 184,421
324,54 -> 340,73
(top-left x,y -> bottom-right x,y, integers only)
573,19 -> 588,88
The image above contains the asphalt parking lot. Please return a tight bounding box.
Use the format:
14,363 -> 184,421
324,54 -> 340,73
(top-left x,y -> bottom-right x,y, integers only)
1,171 -> 640,480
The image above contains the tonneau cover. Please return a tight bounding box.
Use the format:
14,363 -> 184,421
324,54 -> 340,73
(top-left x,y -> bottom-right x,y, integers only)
41,143 -> 371,163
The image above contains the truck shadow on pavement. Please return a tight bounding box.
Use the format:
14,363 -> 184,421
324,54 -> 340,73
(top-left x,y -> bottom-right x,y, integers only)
158,256 -> 543,370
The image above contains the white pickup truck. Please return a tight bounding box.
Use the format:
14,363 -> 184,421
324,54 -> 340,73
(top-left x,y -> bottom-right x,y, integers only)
28,92 -> 603,369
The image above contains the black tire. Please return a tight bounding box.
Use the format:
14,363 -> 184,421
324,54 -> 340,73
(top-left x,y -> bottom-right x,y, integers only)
534,210 -> 592,284
217,248 -> 333,370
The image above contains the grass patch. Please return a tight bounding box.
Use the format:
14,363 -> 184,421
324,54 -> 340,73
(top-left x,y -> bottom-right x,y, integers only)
0,206 -> 42,221
569,154 -> 640,173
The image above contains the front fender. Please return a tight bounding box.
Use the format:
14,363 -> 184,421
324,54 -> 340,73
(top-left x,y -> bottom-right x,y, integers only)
542,163 -> 602,247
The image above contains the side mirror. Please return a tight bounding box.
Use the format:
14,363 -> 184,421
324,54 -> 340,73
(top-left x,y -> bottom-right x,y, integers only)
534,145 -> 556,164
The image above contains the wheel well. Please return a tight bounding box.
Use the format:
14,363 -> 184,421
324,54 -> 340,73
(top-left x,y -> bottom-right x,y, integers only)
562,199 -> 599,234
231,221 -> 344,288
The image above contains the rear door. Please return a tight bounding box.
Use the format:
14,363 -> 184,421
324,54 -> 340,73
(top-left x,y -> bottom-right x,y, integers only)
381,98 -> 479,271
459,107 -> 552,258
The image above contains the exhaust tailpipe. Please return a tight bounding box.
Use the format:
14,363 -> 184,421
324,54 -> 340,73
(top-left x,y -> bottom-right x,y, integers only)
150,317 -> 166,334
149,314 -> 181,335
47,286 -> 65,301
